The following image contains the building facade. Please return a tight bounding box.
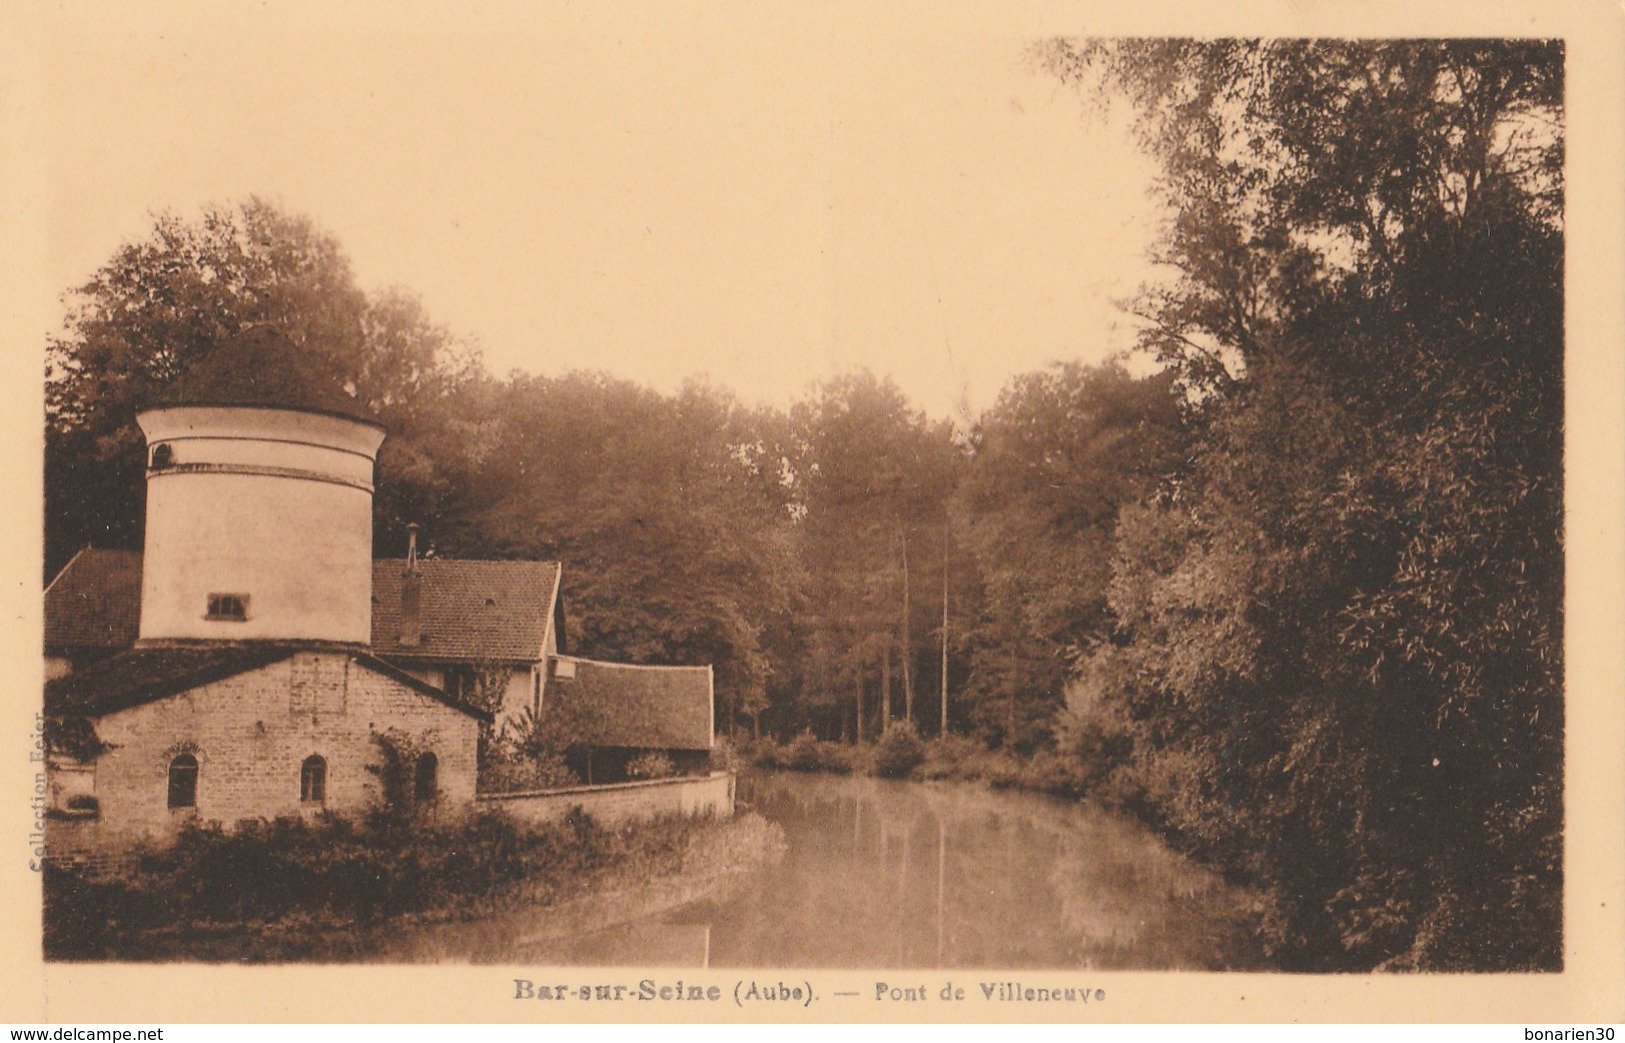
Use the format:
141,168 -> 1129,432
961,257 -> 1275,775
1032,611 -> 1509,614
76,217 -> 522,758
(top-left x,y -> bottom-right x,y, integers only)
43,329 -> 490,855
46,647 -> 483,854
47,546 -> 566,736
43,327 -> 720,855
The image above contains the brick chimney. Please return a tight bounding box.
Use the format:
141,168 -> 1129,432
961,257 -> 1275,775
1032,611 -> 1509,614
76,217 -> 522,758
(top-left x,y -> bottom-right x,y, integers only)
399,523 -> 422,647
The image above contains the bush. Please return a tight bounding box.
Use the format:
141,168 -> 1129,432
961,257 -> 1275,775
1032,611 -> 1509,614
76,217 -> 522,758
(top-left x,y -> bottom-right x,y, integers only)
756,731 -> 870,774
708,735 -> 744,773
782,730 -> 822,772
1014,749 -> 1091,798
626,750 -> 677,780
479,747 -> 579,792
873,722 -> 925,778
830,741 -> 874,775
737,735 -> 782,769
124,812 -> 585,929
43,806 -> 787,959
916,734 -> 1020,782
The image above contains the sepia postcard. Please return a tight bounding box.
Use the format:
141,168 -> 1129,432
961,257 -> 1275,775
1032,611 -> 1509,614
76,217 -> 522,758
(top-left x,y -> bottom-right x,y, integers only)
2,0 -> 1622,1027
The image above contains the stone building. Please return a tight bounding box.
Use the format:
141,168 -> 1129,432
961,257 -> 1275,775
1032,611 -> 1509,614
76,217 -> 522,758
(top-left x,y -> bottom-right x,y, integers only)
46,542 -> 566,736
43,330 -> 489,854
44,328 -> 721,853
46,646 -> 484,851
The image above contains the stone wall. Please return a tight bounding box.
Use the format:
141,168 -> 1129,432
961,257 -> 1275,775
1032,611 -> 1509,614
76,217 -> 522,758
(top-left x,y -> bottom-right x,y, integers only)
61,651 -> 480,854
476,772 -> 734,827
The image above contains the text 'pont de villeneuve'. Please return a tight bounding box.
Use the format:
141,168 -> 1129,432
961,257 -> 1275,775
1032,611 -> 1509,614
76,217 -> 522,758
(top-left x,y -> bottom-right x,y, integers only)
512,979 -> 1106,1009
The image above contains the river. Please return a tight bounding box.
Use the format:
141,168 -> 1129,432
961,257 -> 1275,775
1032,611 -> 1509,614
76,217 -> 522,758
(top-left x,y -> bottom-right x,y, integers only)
367,771 -> 1265,969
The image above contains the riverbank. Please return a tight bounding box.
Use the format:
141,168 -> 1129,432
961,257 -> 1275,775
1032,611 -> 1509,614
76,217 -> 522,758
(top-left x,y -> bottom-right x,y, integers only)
740,729 -> 1097,800
44,807 -> 785,961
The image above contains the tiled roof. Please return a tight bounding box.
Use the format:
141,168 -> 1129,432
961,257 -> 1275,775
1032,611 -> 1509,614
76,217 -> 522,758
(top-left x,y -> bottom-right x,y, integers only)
44,548 -> 142,651
44,644 -> 491,721
547,657 -> 713,751
42,550 -> 561,666
44,644 -> 301,717
371,559 -> 561,664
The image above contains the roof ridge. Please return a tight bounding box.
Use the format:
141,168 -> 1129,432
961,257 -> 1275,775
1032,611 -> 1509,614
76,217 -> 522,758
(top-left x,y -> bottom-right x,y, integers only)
351,651 -> 492,722
45,645 -> 493,723
44,546 -> 92,597
374,557 -> 561,567
45,645 -> 303,716
551,654 -> 713,672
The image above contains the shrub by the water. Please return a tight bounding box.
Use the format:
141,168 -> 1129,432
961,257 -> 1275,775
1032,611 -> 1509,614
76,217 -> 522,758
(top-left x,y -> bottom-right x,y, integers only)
915,734 -> 1021,782
873,722 -> 925,778
708,734 -> 744,774
761,731 -> 850,773
783,730 -> 822,771
744,727 -> 1094,798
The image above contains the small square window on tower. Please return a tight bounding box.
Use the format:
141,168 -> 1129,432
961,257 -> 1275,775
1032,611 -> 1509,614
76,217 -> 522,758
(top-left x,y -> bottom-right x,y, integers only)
206,593 -> 249,621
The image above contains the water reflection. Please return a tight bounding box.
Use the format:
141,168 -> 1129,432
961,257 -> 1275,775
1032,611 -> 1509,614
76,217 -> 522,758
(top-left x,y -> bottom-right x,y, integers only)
370,772 -> 1263,968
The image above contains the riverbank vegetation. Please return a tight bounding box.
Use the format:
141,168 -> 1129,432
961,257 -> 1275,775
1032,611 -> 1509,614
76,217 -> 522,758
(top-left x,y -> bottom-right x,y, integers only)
742,731 -> 1098,798
44,809 -> 784,961
46,41 -> 1561,971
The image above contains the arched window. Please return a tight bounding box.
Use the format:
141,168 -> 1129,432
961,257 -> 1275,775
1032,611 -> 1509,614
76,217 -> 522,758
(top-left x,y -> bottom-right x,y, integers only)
413,751 -> 438,802
300,755 -> 327,804
167,754 -> 198,809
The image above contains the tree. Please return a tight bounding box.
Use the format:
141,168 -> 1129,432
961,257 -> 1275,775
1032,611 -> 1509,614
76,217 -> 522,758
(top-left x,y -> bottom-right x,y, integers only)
1043,40 -> 1564,969
360,287 -> 497,558
45,198 -> 485,574
457,373 -> 802,736
790,372 -> 961,740
46,200 -> 356,571
954,362 -> 1186,752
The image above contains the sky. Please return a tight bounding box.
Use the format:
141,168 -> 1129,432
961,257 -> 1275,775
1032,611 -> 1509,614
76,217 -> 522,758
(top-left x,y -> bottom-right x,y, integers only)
30,3 -> 1169,424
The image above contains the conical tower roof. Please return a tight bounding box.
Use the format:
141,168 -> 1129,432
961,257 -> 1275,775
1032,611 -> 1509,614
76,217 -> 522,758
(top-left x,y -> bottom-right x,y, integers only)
158,325 -> 381,427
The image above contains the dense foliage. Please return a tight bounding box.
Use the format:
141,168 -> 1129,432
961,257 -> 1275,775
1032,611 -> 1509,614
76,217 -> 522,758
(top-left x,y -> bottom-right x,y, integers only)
44,198 -> 488,574
1039,39 -> 1563,970
954,363 -> 1187,751
45,39 -> 1562,971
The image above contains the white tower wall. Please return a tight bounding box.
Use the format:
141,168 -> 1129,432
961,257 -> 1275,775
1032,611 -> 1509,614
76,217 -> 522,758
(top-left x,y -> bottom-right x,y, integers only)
135,406 -> 386,645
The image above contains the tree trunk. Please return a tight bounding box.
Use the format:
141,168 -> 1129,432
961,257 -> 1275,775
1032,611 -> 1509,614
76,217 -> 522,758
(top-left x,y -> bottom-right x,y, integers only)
881,640 -> 892,734
901,527 -> 914,724
941,519 -> 950,738
855,654 -> 865,745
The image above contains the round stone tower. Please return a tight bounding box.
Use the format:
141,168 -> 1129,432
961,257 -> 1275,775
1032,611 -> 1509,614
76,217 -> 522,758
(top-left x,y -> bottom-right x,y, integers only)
134,327 -> 387,646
